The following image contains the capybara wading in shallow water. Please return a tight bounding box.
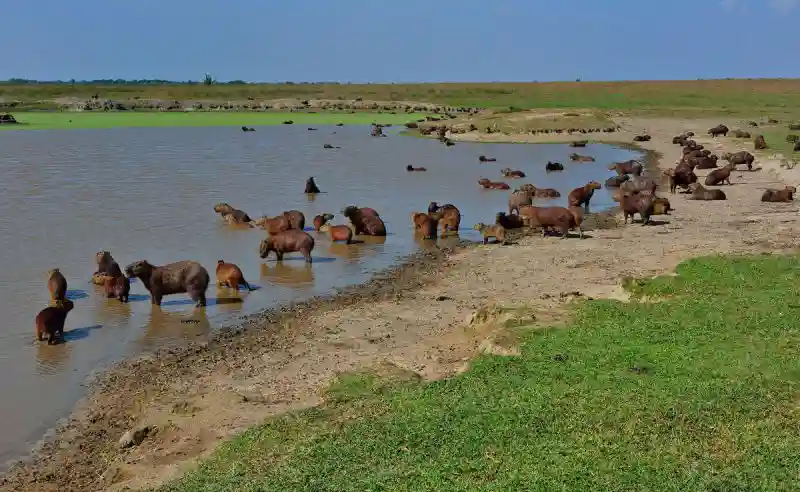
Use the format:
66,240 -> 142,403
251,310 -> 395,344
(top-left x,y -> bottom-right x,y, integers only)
322,224 -> 354,244
104,275 -> 130,302
412,212 -> 439,239
47,268 -> 67,307
478,178 -> 510,190
761,186 -> 796,202
568,181 -> 602,208
216,260 -> 253,291
508,189 -> 533,215
428,203 -> 461,232
608,160 -> 642,176
342,206 -> 386,236
282,210 -> 306,230
125,260 -> 210,308
687,183 -> 727,201
619,192 -> 655,225
95,251 -> 123,278
35,299 -> 74,344
214,203 -> 252,225
259,230 -> 315,263
251,214 -> 292,234
473,223 -> 506,244
313,213 -> 335,231
304,177 -> 321,194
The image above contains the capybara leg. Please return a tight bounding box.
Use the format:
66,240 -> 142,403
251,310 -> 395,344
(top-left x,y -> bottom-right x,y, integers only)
642,214 -> 650,226
195,293 -> 207,308
37,329 -> 44,342
483,237 -> 488,245
303,250 -> 313,264
152,294 -> 162,306
578,227 -> 584,239
276,252 -> 284,262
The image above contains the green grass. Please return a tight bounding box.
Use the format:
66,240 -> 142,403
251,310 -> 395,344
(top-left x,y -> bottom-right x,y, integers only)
0,111 -> 427,130
159,254 -> 800,492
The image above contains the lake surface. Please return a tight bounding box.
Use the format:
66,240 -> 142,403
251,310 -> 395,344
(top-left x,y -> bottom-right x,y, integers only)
0,124 -> 641,468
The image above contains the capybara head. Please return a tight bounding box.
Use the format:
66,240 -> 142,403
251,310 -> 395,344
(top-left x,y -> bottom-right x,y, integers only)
587,181 -> 602,191
124,260 -> 154,278
473,222 -> 488,231
59,299 -> 75,313
96,251 -> 112,265
477,178 -> 492,186
47,268 -> 60,278
406,165 -> 413,171
214,203 -> 234,214
341,206 -> 359,220
428,201 -> 440,214
259,237 -> 275,259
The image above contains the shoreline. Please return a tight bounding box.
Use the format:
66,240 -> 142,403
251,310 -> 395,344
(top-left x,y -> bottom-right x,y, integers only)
3,114 -> 800,491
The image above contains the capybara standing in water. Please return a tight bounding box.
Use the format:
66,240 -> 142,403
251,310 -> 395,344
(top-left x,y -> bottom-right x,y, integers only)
282,210 -> 306,230
35,299 -> 74,344
704,163 -> 735,186
47,268 -> 67,307
250,214 -> 292,234
754,135 -> 768,150
428,203 -> 461,232
104,275 -> 130,302
95,251 -> 123,277
304,177 -> 321,194
620,175 -> 657,195
124,260 -> 210,308
216,260 -> 253,291
508,189 -> 533,215
687,183 -> 727,200
619,193 -> 655,225
608,160 -> 642,176
761,186 -> 796,202
313,213 -> 334,231
473,223 -> 506,244
323,224 -> 354,244
722,151 -> 756,171
568,181 -> 602,208
259,230 -> 315,263
342,206 -> 386,236
518,205 -> 583,239
708,124 -> 729,137
214,203 -> 252,224
412,212 -> 439,239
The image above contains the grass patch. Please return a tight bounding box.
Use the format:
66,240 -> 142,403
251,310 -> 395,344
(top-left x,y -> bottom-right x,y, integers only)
160,254 -> 800,492
0,112 -> 427,131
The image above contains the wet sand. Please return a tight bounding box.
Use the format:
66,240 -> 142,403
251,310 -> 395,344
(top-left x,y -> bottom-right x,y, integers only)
2,116 -> 799,491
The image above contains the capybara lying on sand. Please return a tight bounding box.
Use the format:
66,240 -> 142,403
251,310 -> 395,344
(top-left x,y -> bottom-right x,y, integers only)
104,275 -> 130,302
47,268 -> 67,308
633,134 -> 651,142
519,205 -> 583,239
619,192 -> 655,225
704,163 -> 735,186
473,223 -> 506,244
35,299 -> 74,344
652,196 -> 672,215
259,230 -> 315,263
214,203 -> 252,225
216,260 -> 253,291
568,181 -> 602,208
125,260 -> 210,307
761,186 -> 796,202
687,183 -> 727,200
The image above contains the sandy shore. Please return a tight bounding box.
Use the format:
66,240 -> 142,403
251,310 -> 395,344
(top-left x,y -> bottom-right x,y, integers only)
2,116 -> 799,492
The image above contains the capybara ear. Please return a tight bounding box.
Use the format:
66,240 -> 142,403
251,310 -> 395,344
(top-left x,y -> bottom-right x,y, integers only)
218,259 -> 224,265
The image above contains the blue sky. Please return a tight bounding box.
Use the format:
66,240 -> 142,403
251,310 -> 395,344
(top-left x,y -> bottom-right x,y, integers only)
2,0 -> 798,82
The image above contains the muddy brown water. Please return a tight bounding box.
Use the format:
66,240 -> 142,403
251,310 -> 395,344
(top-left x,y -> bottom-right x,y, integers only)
0,125 -> 641,468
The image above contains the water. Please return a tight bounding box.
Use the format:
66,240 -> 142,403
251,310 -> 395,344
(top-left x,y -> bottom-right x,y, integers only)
0,124 -> 641,467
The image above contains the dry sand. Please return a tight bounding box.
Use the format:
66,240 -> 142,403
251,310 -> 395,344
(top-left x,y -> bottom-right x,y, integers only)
2,116 -> 799,492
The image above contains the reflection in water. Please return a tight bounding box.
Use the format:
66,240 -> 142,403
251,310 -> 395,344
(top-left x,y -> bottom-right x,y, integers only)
260,262 -> 315,287
139,307 -> 211,348
35,342 -> 72,375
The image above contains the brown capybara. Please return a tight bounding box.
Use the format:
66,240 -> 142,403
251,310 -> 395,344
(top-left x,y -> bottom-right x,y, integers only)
534,187 -> 561,198
568,181 -> 602,208
259,230 -> 315,263
708,124 -> 729,137
95,251 -> 123,278
429,203 -> 461,232
412,212 -> 439,239
633,134 -> 651,142
517,183 -> 536,193
406,165 -> 427,172
689,155 -> 719,170
608,159 -> 643,176
687,183 -> 727,200
722,151 -> 756,171
216,260 -> 253,291
313,213 -> 334,231
35,299 -> 74,344
322,224 -> 354,244
761,186 -> 796,202
478,155 -> 497,163
704,163 -> 735,186
501,168 -> 526,178
508,189 -> 533,215
251,214 -> 292,234
732,129 -> 751,138
124,260 -> 210,307
495,212 -> 525,229
569,140 -> 588,147
47,268 -> 67,307
665,167 -> 698,194
518,205 -> 583,239
342,206 -> 387,236
282,210 -> 306,230
620,176 -> 657,195
478,178 -> 510,190
473,223 -> 506,244
605,174 -> 630,188
214,203 -> 251,224
619,192 -> 655,225
569,153 -> 595,162
304,177 -> 321,194
103,275 -> 130,302
754,135 -> 768,150
427,201 -> 441,214
652,196 -> 673,215
545,161 -> 564,172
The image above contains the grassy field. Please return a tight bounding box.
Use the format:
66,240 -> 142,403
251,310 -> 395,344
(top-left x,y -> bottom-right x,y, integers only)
0,111 -> 427,130
3,79 -> 800,115
159,254 -> 800,492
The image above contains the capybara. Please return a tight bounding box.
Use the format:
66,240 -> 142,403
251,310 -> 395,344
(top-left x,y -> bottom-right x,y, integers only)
732,129 -> 751,138
569,140 -> 588,148
691,155 -> 719,170
605,174 -> 630,188
722,151 -> 755,171
428,201 -> 441,214
608,159 -> 642,176
704,163 -> 735,186
412,212 -> 439,239
665,167 -> 698,194
619,193 -> 655,225
304,176 -> 321,194
687,183 -> 727,200
478,178 -> 510,190
508,189 -> 533,215
282,210 -> 306,230
406,165 -> 427,172
652,196 -> 672,215
35,300 -> 74,344
568,181 -> 602,208
251,214 -> 292,234
47,268 -> 67,307
429,203 -> 461,232
259,230 -> 315,263
518,205 -> 583,239
620,176 -> 657,195
478,155 -> 497,163
313,213 -> 334,231
754,135 -> 768,150
534,187 -> 561,198
545,161 -> 564,172
517,184 -> 537,193
633,134 -> 651,142
569,153 -> 595,162
761,186 -> 796,202
501,168 -> 526,178
104,275 -> 130,302
323,224 -> 354,243
124,260 -> 210,307
495,212 -> 525,229
342,206 -> 386,236
214,203 -> 252,224
241,126 -> 255,132
473,223 -> 506,244
708,124 -> 729,137
95,251 -> 123,278
795,140 -> 800,152
216,260 -> 253,291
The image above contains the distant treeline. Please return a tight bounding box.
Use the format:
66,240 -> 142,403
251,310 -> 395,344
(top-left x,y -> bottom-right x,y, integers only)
0,78 -> 345,85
